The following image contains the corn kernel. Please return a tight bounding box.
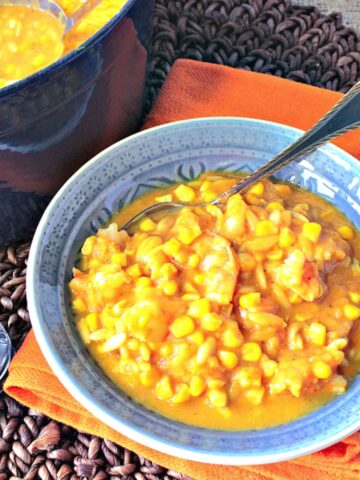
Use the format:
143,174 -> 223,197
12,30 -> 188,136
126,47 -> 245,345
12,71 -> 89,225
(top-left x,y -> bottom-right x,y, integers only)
188,330 -> 205,345
107,272 -> 126,289
261,359 -> 277,377
162,280 -> 178,296
242,342 -> 262,362
139,370 -> 159,387
156,194 -> 173,203
279,227 -> 296,248
255,220 -> 277,237
72,297 -> 87,314
200,180 -> 212,192
289,293 -> 301,304
246,386 -> 265,405
178,225 -> 201,245
302,222 -> 322,242
343,303 -> 360,321
267,249 -> 283,261
140,343 -> 151,361
208,357 -> 220,369
218,350 -> 238,369
184,281 -> 198,293
81,236 -> 96,255
196,338 -> 216,365
203,191 -> 217,202
172,384 -> 190,404
236,366 -> 262,388
182,293 -> 201,301
194,273 -> 205,285
189,376 -> 206,397
206,204 -> 222,218
120,346 -> 130,359
139,218 -> 157,232
248,182 -> 264,196
338,225 -> 355,240
126,264 -> 141,278
85,313 -> 98,332
207,389 -> 227,408
188,298 -> 211,318
102,333 -> 127,352
349,292 -> 360,304
201,312 -> 222,331
138,361 -> 151,372
174,251 -> 189,265
32,53 -> 46,67
174,184 -> 196,202
158,263 -> 177,279
136,277 -> 152,288
188,254 -> 200,268
110,254 -> 126,267
172,343 -> 192,365
312,361 -> 332,379
307,322 -> 326,346
127,338 -> 140,350
169,315 -> 195,338
222,327 -> 243,348
78,318 -> 90,344
163,238 -> 181,256
159,343 -> 172,357
266,201 -> 285,212
155,376 -> 173,400
239,292 -> 261,309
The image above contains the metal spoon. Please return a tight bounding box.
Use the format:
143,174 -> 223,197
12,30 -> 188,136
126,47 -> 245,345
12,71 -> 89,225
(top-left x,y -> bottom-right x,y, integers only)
0,324 -> 11,382
122,81 -> 360,232
1,0 -> 102,40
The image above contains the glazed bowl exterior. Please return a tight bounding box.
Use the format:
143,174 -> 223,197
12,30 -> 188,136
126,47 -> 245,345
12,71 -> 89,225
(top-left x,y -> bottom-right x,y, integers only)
27,118 -> 360,465
0,0 -> 153,245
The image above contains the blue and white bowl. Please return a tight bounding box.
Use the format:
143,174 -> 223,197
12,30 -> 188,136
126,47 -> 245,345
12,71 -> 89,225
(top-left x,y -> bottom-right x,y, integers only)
27,118 -> 360,465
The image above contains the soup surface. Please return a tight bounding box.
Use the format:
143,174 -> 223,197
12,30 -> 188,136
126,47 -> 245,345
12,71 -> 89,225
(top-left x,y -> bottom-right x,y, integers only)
70,174 -> 360,430
0,0 -> 127,88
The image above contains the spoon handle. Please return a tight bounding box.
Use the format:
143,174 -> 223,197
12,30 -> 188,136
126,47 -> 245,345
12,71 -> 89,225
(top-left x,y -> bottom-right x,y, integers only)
65,0 -> 103,35
223,81 -> 360,198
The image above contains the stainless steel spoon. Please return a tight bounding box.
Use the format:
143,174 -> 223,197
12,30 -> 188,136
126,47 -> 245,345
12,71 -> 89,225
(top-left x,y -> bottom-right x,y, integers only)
122,81 -> 360,232
1,0 -> 102,40
0,324 -> 11,382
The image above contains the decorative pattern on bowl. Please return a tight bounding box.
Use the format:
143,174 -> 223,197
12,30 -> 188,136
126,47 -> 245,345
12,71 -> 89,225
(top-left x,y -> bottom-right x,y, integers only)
28,118 -> 360,465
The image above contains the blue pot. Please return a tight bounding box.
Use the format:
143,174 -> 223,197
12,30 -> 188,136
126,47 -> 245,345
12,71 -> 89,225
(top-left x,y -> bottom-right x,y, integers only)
0,0 -> 154,245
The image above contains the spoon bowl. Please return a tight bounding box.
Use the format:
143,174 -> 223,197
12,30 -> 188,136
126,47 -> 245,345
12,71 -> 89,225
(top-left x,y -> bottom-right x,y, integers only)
0,324 -> 11,381
1,0 -> 102,40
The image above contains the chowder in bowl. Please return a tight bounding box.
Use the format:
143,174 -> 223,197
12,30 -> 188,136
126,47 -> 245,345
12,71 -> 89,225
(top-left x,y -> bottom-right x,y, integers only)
27,118 -> 360,465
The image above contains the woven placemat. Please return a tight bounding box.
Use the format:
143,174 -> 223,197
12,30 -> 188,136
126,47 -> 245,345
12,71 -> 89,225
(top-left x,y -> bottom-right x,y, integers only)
1,0 -> 360,478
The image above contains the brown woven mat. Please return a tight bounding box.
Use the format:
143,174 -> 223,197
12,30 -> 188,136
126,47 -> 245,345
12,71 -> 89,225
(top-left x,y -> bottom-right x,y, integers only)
1,0 -> 360,478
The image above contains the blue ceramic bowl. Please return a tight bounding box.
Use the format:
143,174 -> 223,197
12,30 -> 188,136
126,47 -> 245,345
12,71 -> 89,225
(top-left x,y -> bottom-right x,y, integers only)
27,118 -> 360,465
0,0 -> 153,245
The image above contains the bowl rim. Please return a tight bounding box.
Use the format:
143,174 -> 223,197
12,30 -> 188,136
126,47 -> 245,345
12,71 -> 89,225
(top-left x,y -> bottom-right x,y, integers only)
0,0 -> 141,98
27,116 -> 360,465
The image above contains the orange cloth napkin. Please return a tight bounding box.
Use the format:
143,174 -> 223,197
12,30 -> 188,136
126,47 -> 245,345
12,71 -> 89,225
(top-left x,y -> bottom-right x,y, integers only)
5,59 -> 360,480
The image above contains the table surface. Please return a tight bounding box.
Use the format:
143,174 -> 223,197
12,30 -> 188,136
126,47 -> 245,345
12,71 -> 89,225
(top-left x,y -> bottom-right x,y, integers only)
297,0 -> 360,27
